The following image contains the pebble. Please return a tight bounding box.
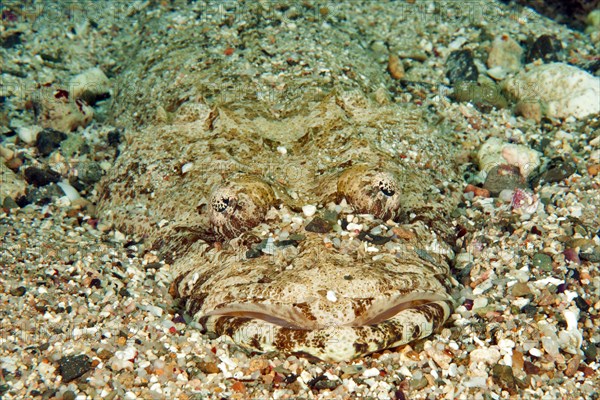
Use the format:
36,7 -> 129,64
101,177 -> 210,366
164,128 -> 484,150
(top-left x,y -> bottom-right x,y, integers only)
445,50 -> 478,84
3,196 -> 19,209
511,282 -> 532,297
487,34 -> 523,76
469,348 -> 500,365
483,165 -> 527,197
503,62 -> 600,119
362,367 -> 380,378
526,34 -> 562,63
76,162 -> 104,185
464,184 -> 490,198
59,354 -> 92,383
35,128 -> 67,156
16,125 -> 42,144
478,137 -> 541,180
302,204 -> 317,217
530,157 -> 576,186
9,286 -> 27,296
492,364 -> 517,394
388,54 -> 405,80
588,164 -> 600,177
305,216 -> 332,233
25,184 -> 64,205
23,166 -> 62,187
532,253 -> 553,272
451,81 -> 508,111
198,361 -> 220,374
70,67 -> 111,105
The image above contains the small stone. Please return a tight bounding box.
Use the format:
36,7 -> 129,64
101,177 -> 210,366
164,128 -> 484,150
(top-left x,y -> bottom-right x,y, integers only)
23,166 -> 62,187
388,54 -> 405,80
583,343 -> 598,362
445,50 -> 478,84
483,164 -> 527,197
588,164 -> 600,177
76,162 -> 103,185
487,34 -> 523,73
3,196 -> 19,209
305,217 -> 332,233
523,361 -> 541,375
409,377 -> 428,390
580,246 -> 600,262
231,381 -> 246,393
470,348 -> 501,365
526,34 -> 562,63
10,286 -> 27,296
511,282 -> 531,297
452,81 -> 508,111
314,378 -> 341,390
35,128 -> 67,156
302,204 -> 317,217
532,253 -> 553,271
531,157 -> 576,186
26,184 -> 65,205
362,367 -> 380,378
59,354 -> 92,383
464,184 -> 490,198
198,361 -> 220,374
492,364 -> 517,394
565,355 -> 581,377
62,390 -> 77,400
70,68 -> 111,105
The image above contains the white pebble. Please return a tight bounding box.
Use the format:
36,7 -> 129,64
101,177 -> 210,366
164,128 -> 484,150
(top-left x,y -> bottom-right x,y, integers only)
529,348 -> 542,357
181,162 -> 193,174
17,125 -> 42,144
277,146 -> 287,155
326,290 -> 337,302
362,367 -> 380,378
302,204 -> 317,217
57,180 -> 81,201
469,348 -> 501,365
346,222 -> 363,231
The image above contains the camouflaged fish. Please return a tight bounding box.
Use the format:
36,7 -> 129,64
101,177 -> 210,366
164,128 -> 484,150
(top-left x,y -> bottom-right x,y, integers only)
99,6 -> 462,362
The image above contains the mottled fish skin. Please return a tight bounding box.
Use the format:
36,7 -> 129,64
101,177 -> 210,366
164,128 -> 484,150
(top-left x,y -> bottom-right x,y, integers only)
99,6 -> 462,362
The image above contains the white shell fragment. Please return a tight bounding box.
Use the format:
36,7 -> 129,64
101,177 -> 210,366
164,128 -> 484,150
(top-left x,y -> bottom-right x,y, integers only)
477,137 -> 541,179
503,62 -> 600,119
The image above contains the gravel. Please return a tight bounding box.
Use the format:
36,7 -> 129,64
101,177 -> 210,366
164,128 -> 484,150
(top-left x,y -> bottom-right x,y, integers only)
1,1 -> 599,399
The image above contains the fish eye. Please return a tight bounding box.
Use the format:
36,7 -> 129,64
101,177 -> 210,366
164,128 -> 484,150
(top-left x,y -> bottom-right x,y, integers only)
208,177 -> 276,239
337,165 -> 401,220
378,180 -> 395,197
212,196 -> 232,213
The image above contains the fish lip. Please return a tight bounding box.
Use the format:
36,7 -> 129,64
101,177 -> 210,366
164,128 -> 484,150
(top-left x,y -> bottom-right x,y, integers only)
204,292 -> 454,330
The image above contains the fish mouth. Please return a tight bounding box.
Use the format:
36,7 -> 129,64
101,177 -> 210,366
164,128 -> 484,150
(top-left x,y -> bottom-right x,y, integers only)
204,292 -> 453,330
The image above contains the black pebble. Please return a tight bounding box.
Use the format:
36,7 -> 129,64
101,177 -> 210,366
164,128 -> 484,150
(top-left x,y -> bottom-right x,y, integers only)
107,129 -> 122,146
0,32 -> 22,49
23,166 -> 61,187
305,217 -> 332,233
35,128 -> 67,156
89,278 -> 102,288
445,50 -> 478,84
25,183 -> 64,205
574,296 -> 590,313
58,354 -> 92,383
529,157 -> 576,187
526,35 -> 562,64
10,286 -> 27,296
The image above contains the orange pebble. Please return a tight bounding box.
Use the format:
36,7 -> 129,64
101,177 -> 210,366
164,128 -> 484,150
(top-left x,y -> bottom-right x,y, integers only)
464,184 -> 490,198
587,164 -> 600,177
232,381 -> 246,393
224,47 -> 234,56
